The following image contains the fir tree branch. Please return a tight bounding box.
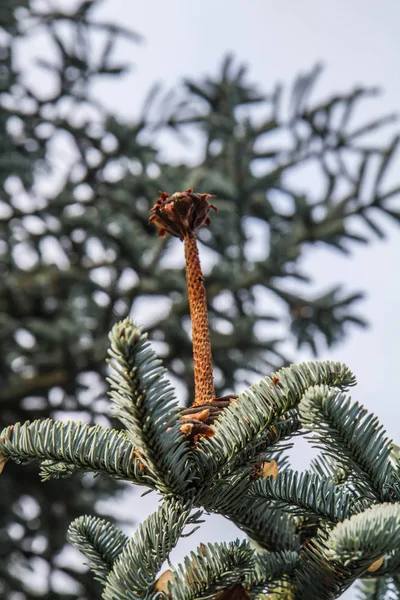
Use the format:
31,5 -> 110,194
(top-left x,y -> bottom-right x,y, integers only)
295,529 -> 353,600
250,469 -> 359,522
329,503 -> 400,567
169,540 -> 255,600
310,453 -> 349,486
195,462 -> 299,553
238,507 -> 300,555
0,419 -> 148,484
360,549 -> 400,577
102,500 -> 193,599
216,410 -> 301,479
296,504 -> 400,600
299,385 -> 394,500
227,497 -> 299,554
107,317 -> 194,495
247,549 -> 299,596
194,361 -> 356,481
68,516 -> 129,586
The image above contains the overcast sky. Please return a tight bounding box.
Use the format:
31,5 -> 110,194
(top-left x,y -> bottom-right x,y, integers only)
53,1 -> 400,597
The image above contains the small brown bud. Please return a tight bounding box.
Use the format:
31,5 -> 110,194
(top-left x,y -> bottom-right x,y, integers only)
367,555 -> 386,572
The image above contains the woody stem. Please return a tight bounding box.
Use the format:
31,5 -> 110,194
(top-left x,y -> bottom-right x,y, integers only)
184,233 -> 215,406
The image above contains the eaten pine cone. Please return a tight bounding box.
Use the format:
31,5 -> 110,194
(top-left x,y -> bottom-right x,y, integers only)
149,188 -> 217,240
179,394 -> 238,444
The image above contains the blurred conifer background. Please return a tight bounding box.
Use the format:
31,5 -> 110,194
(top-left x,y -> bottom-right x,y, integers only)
1,1 -> 399,597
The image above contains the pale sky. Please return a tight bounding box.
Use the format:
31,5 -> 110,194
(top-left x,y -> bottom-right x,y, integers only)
25,1 -> 400,597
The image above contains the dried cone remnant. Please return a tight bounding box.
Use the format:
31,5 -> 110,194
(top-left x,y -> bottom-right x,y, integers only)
150,189 -> 216,407
150,189 -> 234,442
179,394 -> 239,444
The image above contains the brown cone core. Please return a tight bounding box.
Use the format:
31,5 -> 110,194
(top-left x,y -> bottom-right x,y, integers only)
149,189 -> 217,406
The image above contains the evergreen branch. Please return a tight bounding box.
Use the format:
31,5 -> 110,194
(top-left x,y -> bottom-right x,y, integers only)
202,467 -> 300,553
196,463 -> 299,552
246,550 -> 299,595
299,385 -> 394,500
0,419 -> 148,484
381,461 -> 400,503
68,516 -> 129,586
103,500 -> 192,599
229,501 -> 299,553
194,361 -> 355,480
329,503 -> 400,568
310,453 -> 349,486
169,540 -> 255,600
296,504 -> 400,600
216,410 -> 301,478
250,469 -> 357,522
107,318 -> 193,495
198,464 -> 254,514
295,530 -> 353,600
361,550 -> 400,579
360,549 -> 400,577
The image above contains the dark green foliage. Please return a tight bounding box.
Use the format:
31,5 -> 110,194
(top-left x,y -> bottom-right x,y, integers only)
68,516 -> 129,585
299,386 -> 395,500
107,318 -> 193,495
170,540 -> 256,600
250,469 -> 357,522
2,318 -> 400,599
193,361 -> 355,480
248,549 -> 299,596
295,504 -> 400,600
1,0 -> 400,598
0,419 -> 147,483
1,2 -> 143,597
101,500 -> 193,599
